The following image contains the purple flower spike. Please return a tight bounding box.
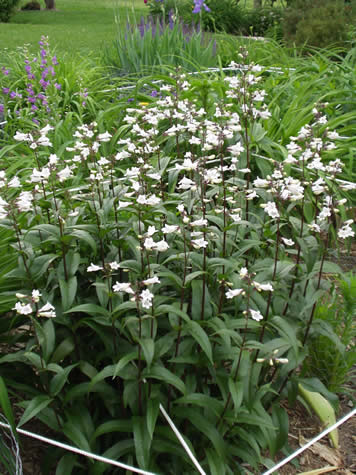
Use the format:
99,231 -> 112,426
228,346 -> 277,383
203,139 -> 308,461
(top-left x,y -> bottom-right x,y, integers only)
192,0 -> 210,13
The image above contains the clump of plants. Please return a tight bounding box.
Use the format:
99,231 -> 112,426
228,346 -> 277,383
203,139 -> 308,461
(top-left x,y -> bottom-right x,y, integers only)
283,0 -> 354,49
302,273 -> 356,394
105,11 -> 217,76
0,45 -> 355,472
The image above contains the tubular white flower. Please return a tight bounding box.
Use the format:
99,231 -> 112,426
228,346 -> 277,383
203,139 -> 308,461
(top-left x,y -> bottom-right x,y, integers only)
87,263 -> 103,272
113,282 -> 135,294
226,288 -> 244,299
250,309 -> 263,321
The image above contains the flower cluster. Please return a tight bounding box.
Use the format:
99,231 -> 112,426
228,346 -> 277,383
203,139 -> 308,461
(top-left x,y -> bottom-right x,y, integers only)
13,290 -> 56,318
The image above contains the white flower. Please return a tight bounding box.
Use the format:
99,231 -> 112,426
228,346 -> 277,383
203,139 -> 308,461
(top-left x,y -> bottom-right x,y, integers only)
261,201 -> 279,219
57,166 -> 73,182
13,302 -> 33,315
228,143 -> 244,156
155,240 -> 169,252
40,124 -> 54,135
8,176 -> 21,188
113,282 -> 134,294
162,224 -> 180,234
178,177 -> 196,191
191,218 -> 208,227
230,213 -> 241,223
140,289 -> 154,309
109,261 -> 120,270
97,132 -> 112,142
48,154 -> 59,165
177,204 -> 185,213
253,177 -> 269,188
32,289 -> 42,302
87,263 -> 103,272
38,302 -> 56,318
308,223 -> 321,233
282,238 -> 294,246
175,159 -> 198,172
143,276 -> 160,285
144,238 -> 156,250
146,195 -> 161,206
192,238 -> 208,249
14,131 -> 33,142
253,282 -> 273,292
239,267 -> 248,278
17,191 -> 33,212
250,309 -> 263,321
226,288 -> 244,299
246,190 -> 257,200
118,201 -> 131,209
338,223 -> 354,239
146,226 -> 157,237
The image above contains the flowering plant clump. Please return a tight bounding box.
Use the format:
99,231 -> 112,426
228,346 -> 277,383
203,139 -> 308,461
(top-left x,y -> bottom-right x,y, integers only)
0,49 -> 354,473
0,36 -> 63,125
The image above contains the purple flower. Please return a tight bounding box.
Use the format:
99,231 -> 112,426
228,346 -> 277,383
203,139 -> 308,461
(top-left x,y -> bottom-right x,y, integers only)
151,90 -> 158,97
10,91 -> 17,99
52,56 -> 59,65
32,118 -> 40,125
0,104 -> 4,113
31,105 -> 38,111
2,88 -> 9,95
192,0 -> 210,13
25,65 -> 32,73
127,98 -> 134,102
54,83 -> 61,90
1,67 -> 9,76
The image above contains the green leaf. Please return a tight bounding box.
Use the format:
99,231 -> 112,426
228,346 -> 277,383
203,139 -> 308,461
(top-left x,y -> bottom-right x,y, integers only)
186,320 -> 213,364
184,271 -> 207,286
51,337 -> 75,363
139,338 -> 155,369
144,365 -> 185,395
59,276 -> 77,311
175,407 -> 226,458
228,377 -> 243,414
49,364 -> 78,397
68,229 -> 97,253
18,395 -> 53,427
146,398 -> 160,440
63,421 -> 92,453
65,303 -> 110,318
0,377 -> 16,436
133,416 -> 151,469
113,351 -> 138,378
175,393 -> 222,417
206,448 -> 227,475
42,318 -> 56,361
56,453 -> 77,475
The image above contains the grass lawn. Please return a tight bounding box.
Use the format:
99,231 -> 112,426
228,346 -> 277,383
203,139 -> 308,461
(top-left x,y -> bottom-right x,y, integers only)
1,0 -> 146,57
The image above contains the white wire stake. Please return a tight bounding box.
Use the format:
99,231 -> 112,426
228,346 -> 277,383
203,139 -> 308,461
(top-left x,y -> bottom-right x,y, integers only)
262,407 -> 356,475
0,420 -> 157,475
159,404 -> 206,475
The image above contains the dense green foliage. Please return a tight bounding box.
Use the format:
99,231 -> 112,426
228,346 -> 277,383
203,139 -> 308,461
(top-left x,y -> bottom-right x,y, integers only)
0,0 -> 21,22
283,0 -> 355,49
